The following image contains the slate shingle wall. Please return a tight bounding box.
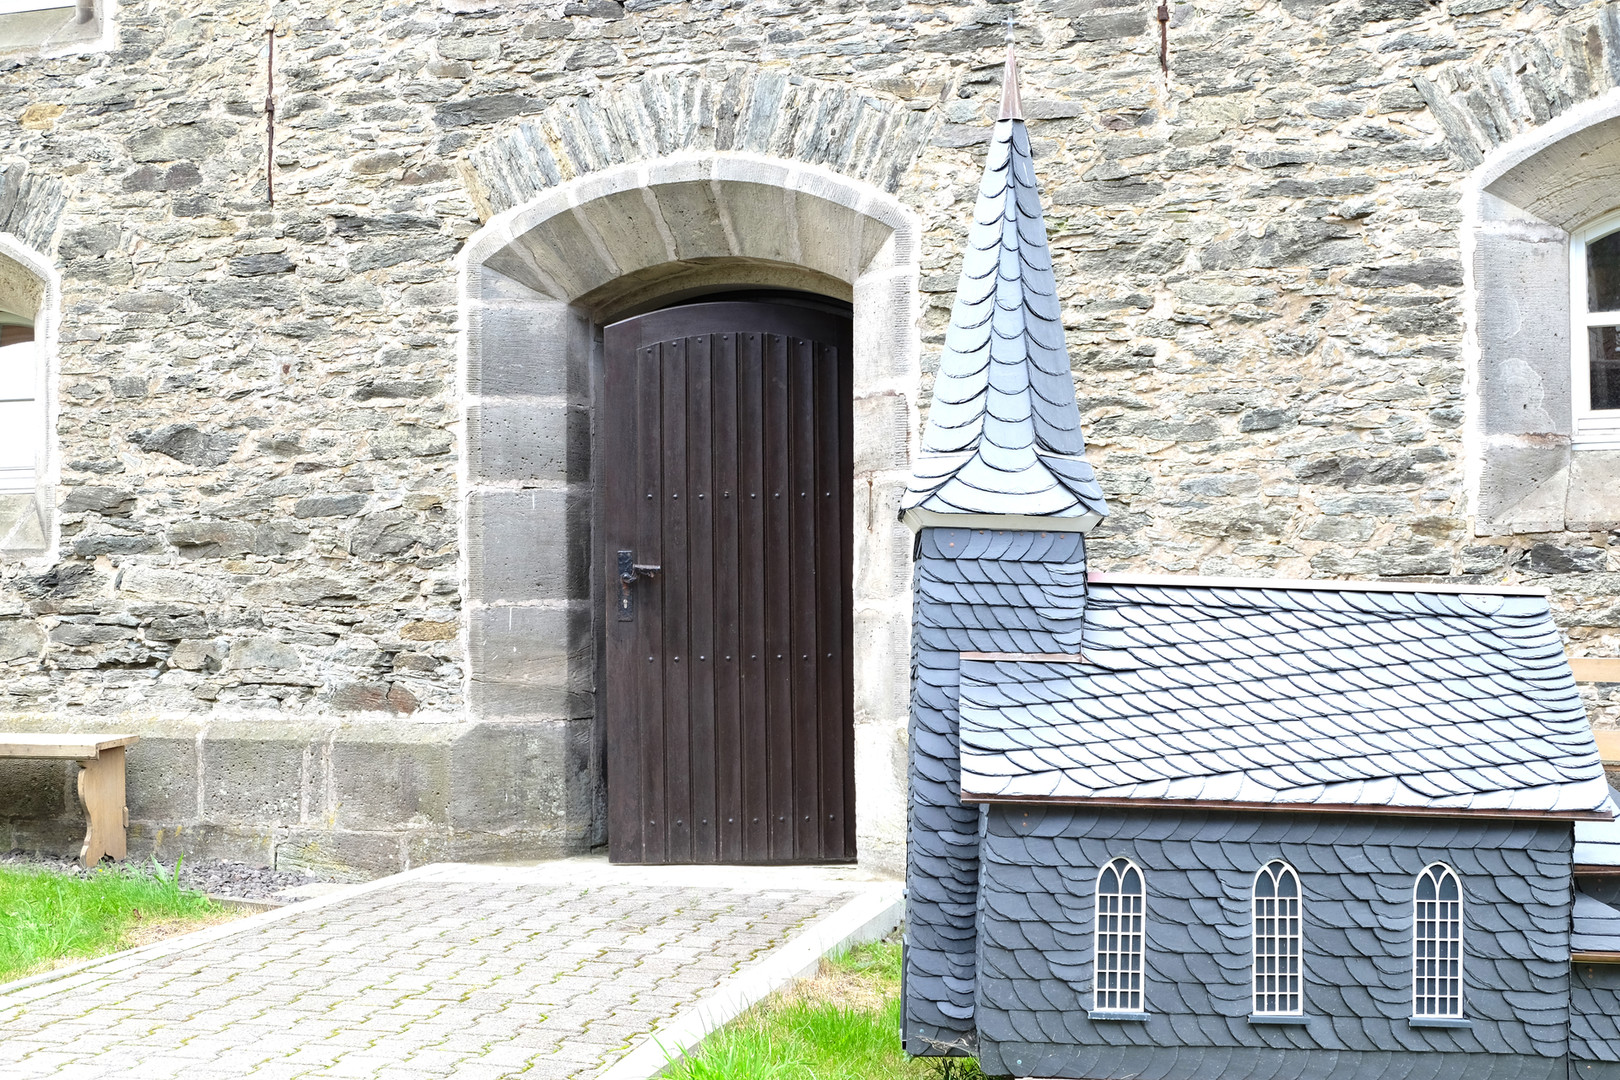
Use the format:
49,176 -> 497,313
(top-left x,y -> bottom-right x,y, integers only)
1571,962 -> 1620,1070
975,805 -> 1573,1080
903,526 -> 1087,1056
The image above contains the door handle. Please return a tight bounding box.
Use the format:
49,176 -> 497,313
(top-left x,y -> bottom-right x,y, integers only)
616,551 -> 660,621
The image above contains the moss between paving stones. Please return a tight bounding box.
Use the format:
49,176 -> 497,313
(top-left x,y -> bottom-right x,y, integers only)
0,861 -> 225,983
663,941 -> 1004,1080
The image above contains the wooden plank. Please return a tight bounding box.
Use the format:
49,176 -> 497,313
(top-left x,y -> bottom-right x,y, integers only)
636,341 -> 667,864
76,746 -> 128,865
710,332 -> 743,864
1596,730 -> 1620,765
1573,658 -> 1620,683
763,332 -> 795,861
687,334 -> 718,863
663,338 -> 692,864
602,321 -> 642,864
814,340 -> 848,862
789,334 -> 820,860
737,332 -> 769,862
0,734 -> 138,759
837,328 -> 856,859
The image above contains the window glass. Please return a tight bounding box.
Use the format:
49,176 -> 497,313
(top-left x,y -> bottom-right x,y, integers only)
1253,861 -> 1302,1015
1094,858 -> 1144,1013
1413,865 -> 1462,1019
1589,230 -> 1620,313
0,334 -> 39,494
1592,327 -> 1620,412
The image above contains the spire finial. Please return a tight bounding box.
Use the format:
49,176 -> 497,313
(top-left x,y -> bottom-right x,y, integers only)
998,30 -> 1023,121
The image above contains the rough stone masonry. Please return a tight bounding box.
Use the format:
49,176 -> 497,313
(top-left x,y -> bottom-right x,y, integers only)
0,0 -> 1617,874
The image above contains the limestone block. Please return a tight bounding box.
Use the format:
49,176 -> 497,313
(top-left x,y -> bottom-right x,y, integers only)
573,190 -> 673,280
448,719 -> 595,834
199,721 -> 320,828
126,731 -> 200,823
1567,450 -> 1620,531
717,181 -> 801,268
853,477 -> 914,602
1474,441 -> 1571,536
499,211 -> 620,299
796,192 -> 872,284
467,398 -> 588,485
852,604 -> 910,727
468,602 -> 594,719
0,758 -> 70,819
853,392 -> 912,474
1473,226 -> 1571,438
467,487 -> 591,602
329,721 -> 454,830
650,181 -> 734,261
468,300 -> 586,399
852,269 -> 918,386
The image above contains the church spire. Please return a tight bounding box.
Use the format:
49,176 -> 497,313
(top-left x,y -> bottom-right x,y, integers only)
900,42 -> 1107,533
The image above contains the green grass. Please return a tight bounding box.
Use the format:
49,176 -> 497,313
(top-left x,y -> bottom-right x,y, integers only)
0,860 -> 221,984
663,941 -> 1003,1080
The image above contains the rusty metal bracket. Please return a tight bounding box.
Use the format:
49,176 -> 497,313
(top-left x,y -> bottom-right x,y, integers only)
265,27 -> 276,207
1157,2 -> 1171,76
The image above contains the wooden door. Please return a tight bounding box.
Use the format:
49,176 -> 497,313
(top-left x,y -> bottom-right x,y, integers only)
602,300 -> 855,864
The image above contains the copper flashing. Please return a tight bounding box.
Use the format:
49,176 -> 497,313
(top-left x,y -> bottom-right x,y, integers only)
998,42 -> 1023,121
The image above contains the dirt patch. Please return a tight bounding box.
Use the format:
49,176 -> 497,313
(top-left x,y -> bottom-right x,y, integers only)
119,910 -> 242,951
776,955 -> 891,1013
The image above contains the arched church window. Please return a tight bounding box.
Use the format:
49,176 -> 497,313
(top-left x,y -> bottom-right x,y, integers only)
1094,858 -> 1145,1013
1569,215 -> 1620,448
1253,861 -> 1302,1015
0,315 -> 39,495
1413,864 -> 1463,1019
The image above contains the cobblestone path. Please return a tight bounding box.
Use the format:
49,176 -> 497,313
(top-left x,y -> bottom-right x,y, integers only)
0,864 -> 860,1080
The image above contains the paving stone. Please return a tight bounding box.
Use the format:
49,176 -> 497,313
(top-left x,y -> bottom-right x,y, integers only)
0,874 -> 848,1079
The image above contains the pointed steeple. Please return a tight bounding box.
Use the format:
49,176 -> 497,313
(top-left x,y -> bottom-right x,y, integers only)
901,43 -> 1107,533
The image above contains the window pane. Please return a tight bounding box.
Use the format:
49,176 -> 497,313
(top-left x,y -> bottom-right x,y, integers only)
1593,327 -> 1620,411
1590,231 -> 1620,312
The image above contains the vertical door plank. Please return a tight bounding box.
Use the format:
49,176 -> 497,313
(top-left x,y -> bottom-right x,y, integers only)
635,342 -> 666,864
602,325 -> 640,863
814,341 -> 847,860
788,335 -> 821,860
762,332 -> 794,862
686,335 -> 717,863
737,332 -> 769,862
710,333 -> 743,863
838,336 -> 856,858
662,339 -> 691,864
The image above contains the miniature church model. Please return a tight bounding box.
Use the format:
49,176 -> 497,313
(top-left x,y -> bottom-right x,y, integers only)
900,46 -> 1620,1080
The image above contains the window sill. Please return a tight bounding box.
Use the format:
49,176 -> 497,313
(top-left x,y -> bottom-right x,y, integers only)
1409,1016 -> 1471,1029
1249,1014 -> 1309,1026
1088,1010 -> 1149,1022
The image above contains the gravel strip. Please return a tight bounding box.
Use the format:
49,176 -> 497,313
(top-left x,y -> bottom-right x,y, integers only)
0,850 -> 336,902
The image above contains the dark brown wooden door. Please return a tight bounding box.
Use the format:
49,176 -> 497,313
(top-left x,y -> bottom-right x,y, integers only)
602,300 -> 855,864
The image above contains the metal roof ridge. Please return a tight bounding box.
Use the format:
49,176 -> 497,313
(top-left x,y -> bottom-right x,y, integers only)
1088,570 -> 1550,599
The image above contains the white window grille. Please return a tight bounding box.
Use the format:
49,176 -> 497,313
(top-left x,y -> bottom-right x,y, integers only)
1414,864 -> 1463,1019
0,332 -> 40,495
1253,861 -> 1302,1015
1094,857 -> 1145,1013
1570,213 -> 1620,449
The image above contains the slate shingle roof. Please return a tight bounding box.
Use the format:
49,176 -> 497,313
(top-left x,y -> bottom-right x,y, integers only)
1574,892 -> 1620,955
1576,787 -> 1620,868
957,576 -> 1608,816
900,47 -> 1107,531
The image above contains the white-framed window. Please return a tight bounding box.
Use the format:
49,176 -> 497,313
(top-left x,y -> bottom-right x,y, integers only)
0,0 -> 103,56
1253,860 -> 1302,1016
1569,211 -> 1620,449
1094,857 -> 1145,1013
1413,863 -> 1463,1019
0,321 -> 40,495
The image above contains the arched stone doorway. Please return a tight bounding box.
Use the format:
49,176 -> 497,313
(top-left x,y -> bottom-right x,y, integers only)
456,153 -> 921,872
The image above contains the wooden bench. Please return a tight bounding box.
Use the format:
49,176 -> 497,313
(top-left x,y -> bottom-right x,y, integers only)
0,734 -> 139,866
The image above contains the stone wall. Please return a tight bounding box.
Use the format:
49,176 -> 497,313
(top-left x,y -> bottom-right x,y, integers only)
0,0 -> 1618,870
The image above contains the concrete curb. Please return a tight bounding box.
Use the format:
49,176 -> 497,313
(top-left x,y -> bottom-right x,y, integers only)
0,864 -> 440,1003
596,883 -> 906,1080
